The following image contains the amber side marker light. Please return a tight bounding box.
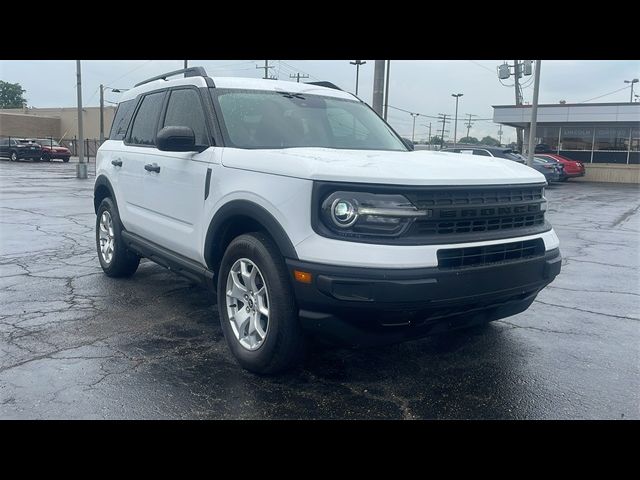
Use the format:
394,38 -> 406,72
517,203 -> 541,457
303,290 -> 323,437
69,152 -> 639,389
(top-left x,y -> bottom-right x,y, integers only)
294,270 -> 313,284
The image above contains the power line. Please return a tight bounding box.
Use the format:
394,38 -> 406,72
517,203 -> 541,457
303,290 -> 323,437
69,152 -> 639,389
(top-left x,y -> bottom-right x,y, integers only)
468,60 -> 495,74
579,85 -> 632,103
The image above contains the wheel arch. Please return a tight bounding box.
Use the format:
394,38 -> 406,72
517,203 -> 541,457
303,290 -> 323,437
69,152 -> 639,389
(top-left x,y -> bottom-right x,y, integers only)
204,200 -> 298,272
94,175 -> 117,214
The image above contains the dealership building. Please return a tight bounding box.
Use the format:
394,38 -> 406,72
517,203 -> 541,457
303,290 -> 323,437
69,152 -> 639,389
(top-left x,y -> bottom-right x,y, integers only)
493,102 -> 640,183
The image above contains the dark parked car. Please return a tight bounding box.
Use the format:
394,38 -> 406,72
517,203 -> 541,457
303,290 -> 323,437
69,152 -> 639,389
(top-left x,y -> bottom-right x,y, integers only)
0,138 -> 43,162
36,138 -> 71,162
442,145 -> 527,163
532,156 -> 563,183
442,145 -> 562,182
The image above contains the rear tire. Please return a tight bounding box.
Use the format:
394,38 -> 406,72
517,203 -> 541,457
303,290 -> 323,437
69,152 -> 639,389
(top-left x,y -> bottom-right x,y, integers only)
96,197 -> 140,277
41,154 -> 51,162
217,232 -> 307,374
10,151 -> 17,162
62,158 -> 69,163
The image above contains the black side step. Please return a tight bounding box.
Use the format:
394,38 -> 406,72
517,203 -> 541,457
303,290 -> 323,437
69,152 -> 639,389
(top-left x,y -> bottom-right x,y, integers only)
121,230 -> 215,288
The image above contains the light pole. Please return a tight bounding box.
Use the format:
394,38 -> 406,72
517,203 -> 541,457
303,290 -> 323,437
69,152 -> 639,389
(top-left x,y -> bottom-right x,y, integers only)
624,78 -> 639,103
100,86 -> 128,144
526,60 -> 542,167
451,93 -> 463,147
410,113 -> 420,142
350,60 -> 366,96
76,60 -> 87,179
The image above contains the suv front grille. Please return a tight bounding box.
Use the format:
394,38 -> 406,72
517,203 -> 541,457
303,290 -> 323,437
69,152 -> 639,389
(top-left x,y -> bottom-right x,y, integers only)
437,238 -> 545,270
405,185 -> 546,239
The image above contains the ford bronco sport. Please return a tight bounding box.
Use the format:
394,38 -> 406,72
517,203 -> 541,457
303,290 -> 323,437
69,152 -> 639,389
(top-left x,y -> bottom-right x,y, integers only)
94,67 -> 561,374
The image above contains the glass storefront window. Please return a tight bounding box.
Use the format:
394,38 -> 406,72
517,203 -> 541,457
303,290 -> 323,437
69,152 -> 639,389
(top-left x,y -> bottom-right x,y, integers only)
560,127 -> 593,150
631,128 -> 639,152
535,126 -> 560,152
594,127 -> 630,151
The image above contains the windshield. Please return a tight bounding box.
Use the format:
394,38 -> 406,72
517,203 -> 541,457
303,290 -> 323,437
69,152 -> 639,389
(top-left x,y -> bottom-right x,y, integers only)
212,89 -> 407,151
37,139 -> 60,146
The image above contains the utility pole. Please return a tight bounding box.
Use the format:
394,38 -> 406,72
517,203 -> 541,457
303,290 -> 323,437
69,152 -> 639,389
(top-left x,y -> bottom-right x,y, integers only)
624,78 -> 639,103
349,60 -> 366,96
184,60 -> 188,69
257,61 -> 274,80
99,84 -> 104,144
76,60 -> 87,179
526,60 -> 542,167
451,93 -> 463,147
410,113 -> 419,142
438,114 -> 450,149
514,60 -> 524,153
383,60 -> 390,120
498,125 -> 504,145
372,60 -> 386,116
289,72 -> 309,83
464,113 -> 477,139
423,122 -> 433,149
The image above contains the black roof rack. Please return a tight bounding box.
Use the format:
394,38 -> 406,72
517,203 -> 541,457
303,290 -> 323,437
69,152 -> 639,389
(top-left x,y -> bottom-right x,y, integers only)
304,81 -> 342,91
134,67 -> 210,88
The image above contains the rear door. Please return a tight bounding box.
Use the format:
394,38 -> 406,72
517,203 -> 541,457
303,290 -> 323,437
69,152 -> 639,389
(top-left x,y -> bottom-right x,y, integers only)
138,86 -> 216,261
118,90 -> 167,234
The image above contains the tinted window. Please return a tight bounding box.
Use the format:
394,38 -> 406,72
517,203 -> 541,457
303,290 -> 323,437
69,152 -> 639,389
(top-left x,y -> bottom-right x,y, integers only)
128,92 -> 165,146
473,149 -> 491,156
162,89 -> 208,145
0,139 -> 7,146
110,99 -> 137,141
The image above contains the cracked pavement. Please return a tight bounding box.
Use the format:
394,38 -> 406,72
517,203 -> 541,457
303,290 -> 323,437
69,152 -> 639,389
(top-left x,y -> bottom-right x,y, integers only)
0,159 -> 638,419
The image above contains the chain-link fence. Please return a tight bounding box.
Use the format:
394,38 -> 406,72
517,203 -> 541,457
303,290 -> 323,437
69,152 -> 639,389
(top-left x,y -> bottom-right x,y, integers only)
0,135 -> 103,161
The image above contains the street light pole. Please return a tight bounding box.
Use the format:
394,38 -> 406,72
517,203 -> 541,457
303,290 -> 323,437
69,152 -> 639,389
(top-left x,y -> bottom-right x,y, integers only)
527,60 -> 542,167
383,60 -> 390,121
99,84 -> 104,144
350,60 -> 366,96
624,78 -> 639,103
76,60 -> 87,179
410,113 -> 419,142
451,93 -> 463,148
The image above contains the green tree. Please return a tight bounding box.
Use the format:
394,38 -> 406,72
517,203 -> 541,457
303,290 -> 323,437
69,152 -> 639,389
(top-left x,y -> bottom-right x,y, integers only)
458,136 -> 479,144
429,136 -> 443,145
0,80 -> 27,108
480,135 -> 501,146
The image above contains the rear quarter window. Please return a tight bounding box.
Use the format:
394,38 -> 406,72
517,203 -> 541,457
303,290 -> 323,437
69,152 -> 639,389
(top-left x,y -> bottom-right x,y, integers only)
109,99 -> 137,141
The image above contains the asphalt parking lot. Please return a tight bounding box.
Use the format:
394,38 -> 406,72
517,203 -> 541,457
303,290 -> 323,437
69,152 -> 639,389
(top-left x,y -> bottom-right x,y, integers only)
0,158 -> 638,419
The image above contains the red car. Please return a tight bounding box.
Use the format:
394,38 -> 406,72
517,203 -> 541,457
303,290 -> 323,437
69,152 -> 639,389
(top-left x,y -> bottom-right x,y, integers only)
535,153 -> 585,181
36,138 -> 71,162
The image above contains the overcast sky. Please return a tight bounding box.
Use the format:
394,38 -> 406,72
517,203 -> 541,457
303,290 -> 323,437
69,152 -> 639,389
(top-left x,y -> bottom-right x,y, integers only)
1,60 -> 638,143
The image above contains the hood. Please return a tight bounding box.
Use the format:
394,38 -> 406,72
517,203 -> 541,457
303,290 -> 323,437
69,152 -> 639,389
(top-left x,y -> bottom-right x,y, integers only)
220,148 -> 546,186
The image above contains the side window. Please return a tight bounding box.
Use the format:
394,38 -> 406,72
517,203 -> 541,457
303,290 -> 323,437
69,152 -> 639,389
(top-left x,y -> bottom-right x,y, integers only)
109,99 -> 136,140
459,149 -> 473,154
162,89 -> 208,145
128,91 -> 165,146
473,149 -> 491,156
0,139 -> 7,146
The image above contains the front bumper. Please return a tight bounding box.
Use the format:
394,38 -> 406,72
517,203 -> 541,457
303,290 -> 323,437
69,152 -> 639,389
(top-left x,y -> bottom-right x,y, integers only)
286,248 -> 561,346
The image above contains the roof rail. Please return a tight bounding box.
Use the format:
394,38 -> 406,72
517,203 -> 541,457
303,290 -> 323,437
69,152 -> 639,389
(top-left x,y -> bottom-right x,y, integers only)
305,81 -> 342,91
134,67 -> 209,88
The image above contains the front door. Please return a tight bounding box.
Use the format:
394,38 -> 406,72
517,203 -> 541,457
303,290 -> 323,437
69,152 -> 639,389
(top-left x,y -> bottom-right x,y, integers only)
137,87 -> 215,261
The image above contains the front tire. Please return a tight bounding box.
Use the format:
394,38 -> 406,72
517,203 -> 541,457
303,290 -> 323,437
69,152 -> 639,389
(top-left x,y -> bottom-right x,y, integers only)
96,197 -> 140,277
10,151 -> 17,162
62,157 -> 70,163
217,232 -> 307,374
41,154 -> 51,162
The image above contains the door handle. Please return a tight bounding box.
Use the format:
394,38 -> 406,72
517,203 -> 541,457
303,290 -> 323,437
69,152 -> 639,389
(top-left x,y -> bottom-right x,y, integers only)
111,159 -> 122,167
144,163 -> 160,173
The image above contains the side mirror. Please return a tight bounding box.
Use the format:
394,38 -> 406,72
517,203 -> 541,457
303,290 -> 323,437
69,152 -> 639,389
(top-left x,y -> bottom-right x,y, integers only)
156,126 -> 204,152
402,137 -> 415,151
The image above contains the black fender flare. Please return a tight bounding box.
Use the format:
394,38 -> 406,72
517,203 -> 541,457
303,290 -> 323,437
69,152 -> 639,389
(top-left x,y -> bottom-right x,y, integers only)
204,200 -> 298,270
94,175 -> 117,214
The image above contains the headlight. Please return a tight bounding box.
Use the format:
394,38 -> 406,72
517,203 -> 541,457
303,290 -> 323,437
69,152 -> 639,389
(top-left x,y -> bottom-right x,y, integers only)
320,191 -> 428,238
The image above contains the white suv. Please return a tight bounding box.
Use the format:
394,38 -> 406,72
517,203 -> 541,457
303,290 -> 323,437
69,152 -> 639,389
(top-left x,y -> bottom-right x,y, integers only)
94,67 -> 561,373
